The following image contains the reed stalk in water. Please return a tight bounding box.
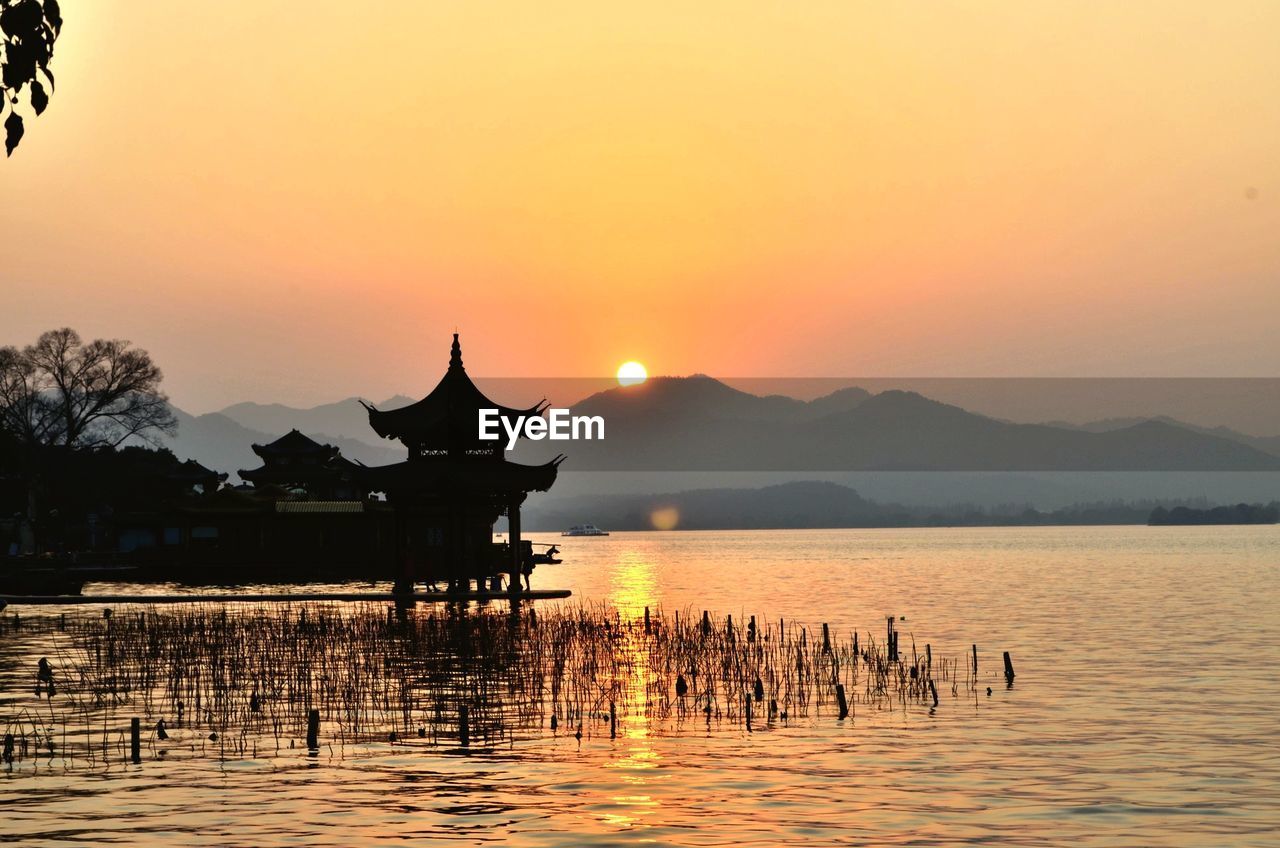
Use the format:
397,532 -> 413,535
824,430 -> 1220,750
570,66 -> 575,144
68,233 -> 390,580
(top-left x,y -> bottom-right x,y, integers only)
0,603 -> 1001,769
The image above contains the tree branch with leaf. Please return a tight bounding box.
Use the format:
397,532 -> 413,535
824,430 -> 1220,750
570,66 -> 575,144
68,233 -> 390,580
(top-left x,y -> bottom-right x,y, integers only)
1,0 -> 61,156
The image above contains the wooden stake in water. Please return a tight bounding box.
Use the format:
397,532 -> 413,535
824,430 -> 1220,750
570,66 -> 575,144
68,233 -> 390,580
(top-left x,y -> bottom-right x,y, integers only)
835,683 -> 849,720
972,644 -> 978,676
1003,651 -> 1016,684
130,717 -> 141,764
459,705 -> 470,747
609,701 -> 616,739
306,709 -> 320,750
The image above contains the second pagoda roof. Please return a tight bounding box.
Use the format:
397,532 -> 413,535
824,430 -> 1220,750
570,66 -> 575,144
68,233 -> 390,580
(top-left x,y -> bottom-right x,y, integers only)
251,429 -> 340,460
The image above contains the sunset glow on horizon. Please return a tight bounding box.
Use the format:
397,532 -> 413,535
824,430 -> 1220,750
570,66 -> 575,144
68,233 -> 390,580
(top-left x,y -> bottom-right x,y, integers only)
2,2 -> 1277,411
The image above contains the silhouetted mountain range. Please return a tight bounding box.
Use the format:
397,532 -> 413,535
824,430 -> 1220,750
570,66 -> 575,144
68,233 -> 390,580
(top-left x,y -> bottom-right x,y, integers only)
1061,416 -> 1280,459
544,378 -> 1280,471
166,377 -> 1280,475
217,396 -> 415,450
163,407 -> 402,480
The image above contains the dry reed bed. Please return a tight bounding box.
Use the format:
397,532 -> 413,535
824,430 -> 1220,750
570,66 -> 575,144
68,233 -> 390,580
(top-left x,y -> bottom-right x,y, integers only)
0,603 -> 993,768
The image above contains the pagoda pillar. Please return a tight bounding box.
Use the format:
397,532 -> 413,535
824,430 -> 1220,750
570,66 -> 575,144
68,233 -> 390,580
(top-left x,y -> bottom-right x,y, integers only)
508,495 -> 523,593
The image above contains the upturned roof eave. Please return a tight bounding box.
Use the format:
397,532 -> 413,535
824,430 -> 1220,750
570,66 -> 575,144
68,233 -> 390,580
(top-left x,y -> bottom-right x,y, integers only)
361,365 -> 545,442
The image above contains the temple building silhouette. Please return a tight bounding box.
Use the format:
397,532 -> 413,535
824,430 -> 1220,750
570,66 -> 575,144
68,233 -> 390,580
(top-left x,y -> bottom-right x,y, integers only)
358,334 -> 563,592
111,335 -> 562,591
238,430 -> 368,501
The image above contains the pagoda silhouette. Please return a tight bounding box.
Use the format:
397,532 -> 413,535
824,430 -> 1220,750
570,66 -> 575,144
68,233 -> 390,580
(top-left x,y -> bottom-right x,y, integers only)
238,430 -> 368,501
358,334 -> 563,593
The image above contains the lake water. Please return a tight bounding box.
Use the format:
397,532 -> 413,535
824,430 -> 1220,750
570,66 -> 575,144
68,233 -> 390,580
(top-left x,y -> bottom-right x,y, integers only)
2,526 -> 1278,846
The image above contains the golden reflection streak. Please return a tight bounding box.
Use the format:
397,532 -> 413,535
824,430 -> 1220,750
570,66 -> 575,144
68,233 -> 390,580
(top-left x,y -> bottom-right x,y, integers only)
599,550 -> 663,829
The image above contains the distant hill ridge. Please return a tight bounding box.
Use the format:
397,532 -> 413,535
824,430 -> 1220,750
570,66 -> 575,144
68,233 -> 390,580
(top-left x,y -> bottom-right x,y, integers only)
1059,415 -> 1280,458
551,378 -> 1280,471
217,395 -> 414,451
163,406 -> 403,481
165,377 -> 1280,474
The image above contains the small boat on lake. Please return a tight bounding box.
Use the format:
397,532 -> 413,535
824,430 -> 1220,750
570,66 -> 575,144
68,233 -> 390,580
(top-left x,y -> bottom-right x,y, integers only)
562,524 -> 609,537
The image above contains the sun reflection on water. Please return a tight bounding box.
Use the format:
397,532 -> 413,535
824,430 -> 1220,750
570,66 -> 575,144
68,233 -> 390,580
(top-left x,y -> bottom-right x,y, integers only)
607,549 -> 659,621
599,549 -> 664,831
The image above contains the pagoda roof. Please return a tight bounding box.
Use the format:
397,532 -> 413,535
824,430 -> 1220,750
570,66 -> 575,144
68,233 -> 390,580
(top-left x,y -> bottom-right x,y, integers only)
357,455 -> 563,496
251,429 -> 340,460
361,334 -> 546,447
164,459 -> 228,484
240,438 -> 365,484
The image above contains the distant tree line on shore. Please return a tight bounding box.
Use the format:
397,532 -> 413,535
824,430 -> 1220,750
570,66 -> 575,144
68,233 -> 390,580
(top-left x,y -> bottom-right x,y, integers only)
1148,503 -> 1279,526
525,481 -> 1277,531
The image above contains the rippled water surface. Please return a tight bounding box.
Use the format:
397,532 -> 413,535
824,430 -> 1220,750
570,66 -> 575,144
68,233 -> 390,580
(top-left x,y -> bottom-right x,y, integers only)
3,526 -> 1278,846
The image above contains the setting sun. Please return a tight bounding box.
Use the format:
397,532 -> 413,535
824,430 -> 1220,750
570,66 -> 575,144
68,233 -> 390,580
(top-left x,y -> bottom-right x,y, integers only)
617,361 -> 648,386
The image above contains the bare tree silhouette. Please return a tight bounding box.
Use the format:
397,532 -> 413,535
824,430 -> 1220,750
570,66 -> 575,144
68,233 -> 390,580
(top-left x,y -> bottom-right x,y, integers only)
1,0 -> 61,156
0,328 -> 176,450
0,327 -> 174,552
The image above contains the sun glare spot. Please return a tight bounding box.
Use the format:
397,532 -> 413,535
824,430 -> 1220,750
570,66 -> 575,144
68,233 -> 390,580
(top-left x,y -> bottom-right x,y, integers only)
650,507 -> 679,531
617,361 -> 647,386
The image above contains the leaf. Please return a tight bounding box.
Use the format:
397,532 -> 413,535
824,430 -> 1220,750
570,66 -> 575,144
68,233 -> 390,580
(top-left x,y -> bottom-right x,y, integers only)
3,62 -> 25,92
45,0 -> 62,35
0,5 -> 17,38
4,109 -> 23,156
32,28 -> 53,68
3,38 -> 36,87
0,0 -> 41,39
30,78 -> 46,115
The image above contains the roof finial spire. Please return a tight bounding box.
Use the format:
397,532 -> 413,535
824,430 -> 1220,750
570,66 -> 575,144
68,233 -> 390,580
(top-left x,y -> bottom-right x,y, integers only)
450,332 -> 463,370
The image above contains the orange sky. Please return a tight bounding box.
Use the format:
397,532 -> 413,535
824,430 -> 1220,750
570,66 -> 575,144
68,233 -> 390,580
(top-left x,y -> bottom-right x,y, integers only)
1,2 -> 1277,411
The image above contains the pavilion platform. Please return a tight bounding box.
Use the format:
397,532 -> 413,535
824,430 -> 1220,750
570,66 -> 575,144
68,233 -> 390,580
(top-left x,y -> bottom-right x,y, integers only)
0,589 -> 571,607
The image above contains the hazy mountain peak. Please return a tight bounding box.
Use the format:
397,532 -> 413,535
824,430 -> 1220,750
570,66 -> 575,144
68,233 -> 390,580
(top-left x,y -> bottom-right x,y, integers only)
375,394 -> 417,410
179,377 -> 1280,475
853,389 -> 979,419
571,374 -> 805,423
